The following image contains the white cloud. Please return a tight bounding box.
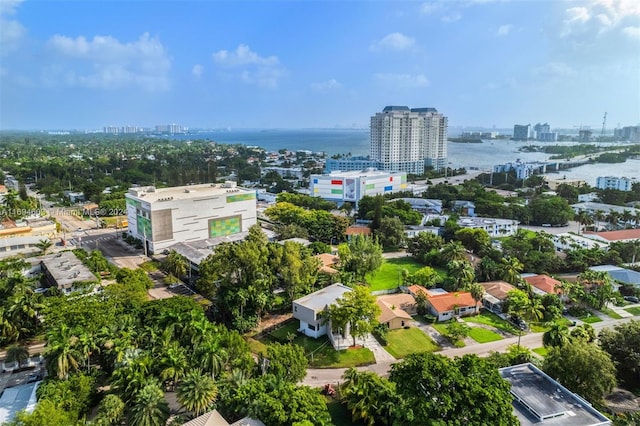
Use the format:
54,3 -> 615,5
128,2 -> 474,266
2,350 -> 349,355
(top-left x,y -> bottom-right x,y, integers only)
370,32 -> 416,51
0,0 -> 25,55
374,73 -> 430,88
45,32 -> 171,91
212,44 -> 278,67
211,44 -> 284,88
192,64 -> 204,77
565,6 -> 590,25
622,25 -> 640,39
310,79 -> 341,91
496,24 -> 513,36
420,1 -> 442,15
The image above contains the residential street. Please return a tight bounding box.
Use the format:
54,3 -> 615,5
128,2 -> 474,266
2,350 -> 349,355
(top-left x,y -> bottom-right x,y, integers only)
301,315 -> 638,387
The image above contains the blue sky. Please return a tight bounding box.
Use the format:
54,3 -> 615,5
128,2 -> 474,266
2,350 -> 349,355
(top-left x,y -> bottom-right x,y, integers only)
1,0 -> 639,130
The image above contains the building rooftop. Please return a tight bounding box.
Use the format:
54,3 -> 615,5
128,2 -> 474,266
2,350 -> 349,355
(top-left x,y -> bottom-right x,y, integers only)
41,251 -> 96,289
0,382 -> 40,424
427,291 -> 478,313
457,216 -> 517,227
293,283 -> 352,312
376,294 -> 415,323
126,182 -> 253,203
499,363 -> 611,426
571,202 -> 640,215
325,170 -> 405,178
523,275 -> 562,295
585,229 -> 640,242
480,281 -> 516,300
589,265 -> 640,286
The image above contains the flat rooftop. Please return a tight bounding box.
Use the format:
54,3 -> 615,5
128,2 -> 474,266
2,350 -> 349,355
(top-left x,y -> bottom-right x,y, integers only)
323,170 -> 405,178
127,182 -> 254,203
293,283 -> 352,311
500,363 -> 611,426
0,382 -> 40,424
41,251 -> 96,288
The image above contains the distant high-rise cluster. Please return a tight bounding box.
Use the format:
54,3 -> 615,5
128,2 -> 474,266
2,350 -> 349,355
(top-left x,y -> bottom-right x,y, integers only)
102,124 -> 188,134
614,126 -> 640,142
370,106 -> 448,173
512,123 -> 558,141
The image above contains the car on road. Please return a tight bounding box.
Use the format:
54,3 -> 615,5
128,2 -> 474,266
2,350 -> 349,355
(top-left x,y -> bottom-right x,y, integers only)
508,315 -> 528,331
624,296 -> 639,303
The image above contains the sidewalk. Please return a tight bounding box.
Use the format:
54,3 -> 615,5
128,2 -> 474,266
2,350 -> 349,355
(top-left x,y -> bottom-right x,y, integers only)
361,334 -> 395,363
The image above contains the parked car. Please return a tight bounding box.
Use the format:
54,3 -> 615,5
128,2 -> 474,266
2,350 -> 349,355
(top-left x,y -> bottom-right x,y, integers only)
509,315 -> 528,331
624,296 -> 639,303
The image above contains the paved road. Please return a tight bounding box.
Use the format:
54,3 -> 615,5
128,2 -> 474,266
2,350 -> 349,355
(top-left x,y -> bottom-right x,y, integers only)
301,315 -> 639,387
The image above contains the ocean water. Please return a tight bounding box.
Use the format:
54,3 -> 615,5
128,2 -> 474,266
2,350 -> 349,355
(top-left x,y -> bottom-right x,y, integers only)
171,129 -> 640,186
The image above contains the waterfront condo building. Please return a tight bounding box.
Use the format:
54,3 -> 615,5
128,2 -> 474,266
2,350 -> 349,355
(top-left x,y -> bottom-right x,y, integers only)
125,182 -> 256,254
596,176 -> 637,191
370,106 -> 447,174
512,124 -> 531,141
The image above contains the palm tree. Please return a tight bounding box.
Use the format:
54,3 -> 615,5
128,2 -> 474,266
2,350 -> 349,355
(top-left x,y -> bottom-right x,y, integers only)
477,257 -> 498,282
165,250 -> 189,279
575,211 -> 592,235
78,331 -> 99,373
177,369 -> 218,417
498,256 -> 523,285
440,241 -> 467,263
36,239 -> 53,255
594,209 -> 605,231
607,211 -> 620,230
5,344 -> 30,369
195,338 -> 228,379
128,381 -> 170,426
44,324 -> 82,379
0,307 -> 19,344
465,282 -> 485,311
447,260 -> 475,291
542,322 -> 570,348
621,210 -> 633,229
159,342 -> 188,390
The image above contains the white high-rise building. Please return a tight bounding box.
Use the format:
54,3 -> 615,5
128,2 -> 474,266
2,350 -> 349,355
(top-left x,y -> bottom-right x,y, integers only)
370,106 -> 448,174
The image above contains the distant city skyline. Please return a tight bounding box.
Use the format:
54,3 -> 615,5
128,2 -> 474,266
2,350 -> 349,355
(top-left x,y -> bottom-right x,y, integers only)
1,0 -> 639,130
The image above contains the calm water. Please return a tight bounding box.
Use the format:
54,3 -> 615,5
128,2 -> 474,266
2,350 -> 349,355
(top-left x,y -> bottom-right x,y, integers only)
172,129 -> 640,186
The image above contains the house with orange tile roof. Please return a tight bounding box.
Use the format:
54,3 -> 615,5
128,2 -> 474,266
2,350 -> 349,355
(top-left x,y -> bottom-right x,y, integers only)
376,294 -> 416,329
479,281 -> 516,314
522,274 -> 563,296
344,225 -> 372,240
426,291 -> 480,322
315,253 -> 340,275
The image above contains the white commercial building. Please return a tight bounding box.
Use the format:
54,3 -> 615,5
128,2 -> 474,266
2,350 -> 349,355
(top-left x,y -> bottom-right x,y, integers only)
310,170 -> 407,207
596,176 -> 637,191
125,182 -> 256,254
370,106 -> 448,173
457,216 -> 519,237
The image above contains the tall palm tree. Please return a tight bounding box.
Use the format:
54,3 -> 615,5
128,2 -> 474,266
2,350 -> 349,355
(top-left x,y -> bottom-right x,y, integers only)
44,324 -> 82,379
165,250 -> 189,279
498,256 -> 523,285
128,381 -> 170,426
477,257 -> 498,282
0,307 -> 19,344
542,322 -> 570,348
195,338 -> 228,380
621,210 -> 633,229
607,211 -> 620,230
575,211 -> 592,235
465,282 -> 485,311
177,369 -> 218,417
594,209 -> 605,231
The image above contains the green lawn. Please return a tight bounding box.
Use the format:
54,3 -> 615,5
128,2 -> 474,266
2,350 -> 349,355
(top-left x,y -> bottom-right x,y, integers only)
532,347 -> 549,357
601,308 -> 623,319
365,257 -> 424,291
625,307 -> 640,316
463,311 -> 517,334
468,327 -> 503,343
430,322 -> 465,347
385,327 -> 440,359
259,321 -> 375,368
579,315 -> 603,324
529,318 -> 573,333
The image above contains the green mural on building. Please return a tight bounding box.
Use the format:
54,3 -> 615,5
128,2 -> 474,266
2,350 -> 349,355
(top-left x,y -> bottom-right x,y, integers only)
209,216 -> 241,238
226,193 -> 255,203
137,215 -> 152,238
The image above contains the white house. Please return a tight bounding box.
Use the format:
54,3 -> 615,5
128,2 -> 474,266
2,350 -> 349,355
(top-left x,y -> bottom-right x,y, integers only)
292,283 -> 353,349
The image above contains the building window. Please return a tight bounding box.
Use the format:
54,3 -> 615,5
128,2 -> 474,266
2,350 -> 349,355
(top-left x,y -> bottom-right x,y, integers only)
294,306 -> 297,312
308,324 -> 316,331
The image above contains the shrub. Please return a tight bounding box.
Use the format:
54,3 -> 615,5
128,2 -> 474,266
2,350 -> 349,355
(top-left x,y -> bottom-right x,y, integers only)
567,306 -> 590,318
372,323 -> 388,346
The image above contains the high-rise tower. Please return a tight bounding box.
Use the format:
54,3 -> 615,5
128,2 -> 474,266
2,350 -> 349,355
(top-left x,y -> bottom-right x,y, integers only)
370,106 -> 448,174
